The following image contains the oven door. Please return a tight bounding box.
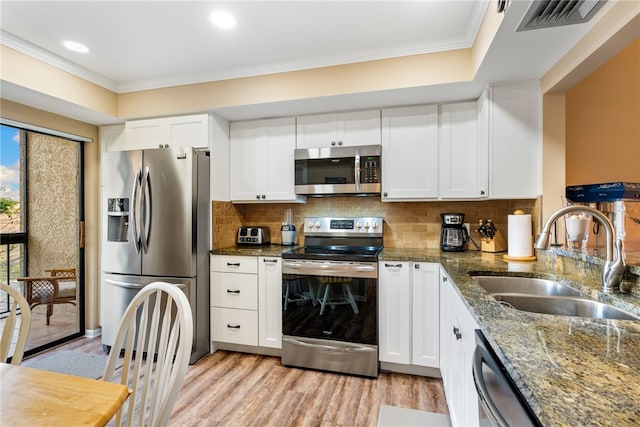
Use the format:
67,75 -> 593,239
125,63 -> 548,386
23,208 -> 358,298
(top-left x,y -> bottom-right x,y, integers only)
281,259 -> 378,376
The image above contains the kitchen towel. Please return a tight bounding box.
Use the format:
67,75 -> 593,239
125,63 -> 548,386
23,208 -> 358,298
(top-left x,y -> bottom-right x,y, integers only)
507,213 -> 533,258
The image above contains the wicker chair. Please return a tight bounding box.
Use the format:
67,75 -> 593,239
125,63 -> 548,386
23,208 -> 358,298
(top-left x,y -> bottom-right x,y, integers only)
17,268 -> 76,325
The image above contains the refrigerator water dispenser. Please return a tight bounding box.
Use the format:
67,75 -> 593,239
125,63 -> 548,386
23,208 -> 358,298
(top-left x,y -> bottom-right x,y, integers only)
107,198 -> 129,242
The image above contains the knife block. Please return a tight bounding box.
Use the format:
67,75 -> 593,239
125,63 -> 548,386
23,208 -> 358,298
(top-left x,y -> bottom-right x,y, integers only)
481,230 -> 507,253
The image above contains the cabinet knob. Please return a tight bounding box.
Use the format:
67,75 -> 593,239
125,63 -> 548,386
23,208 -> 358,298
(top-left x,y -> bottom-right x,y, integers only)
414,264 -> 420,269
261,194 -> 266,199
256,195 -> 261,199
337,141 -> 343,146
442,276 -> 448,282
383,192 -> 388,197
453,326 -> 462,340
331,141 -> 336,146
480,189 -> 486,195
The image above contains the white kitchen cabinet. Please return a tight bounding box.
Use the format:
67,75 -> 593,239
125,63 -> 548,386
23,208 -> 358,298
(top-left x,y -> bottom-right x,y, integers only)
100,124 -> 126,152
440,270 -> 479,427
483,82 -> 542,199
210,255 -> 259,346
296,109 -> 381,148
439,102 -> 488,199
381,105 -> 439,201
411,262 -> 440,368
124,114 -> 209,151
379,261 -> 411,364
379,261 -> 439,369
230,117 -> 304,203
258,257 -> 282,349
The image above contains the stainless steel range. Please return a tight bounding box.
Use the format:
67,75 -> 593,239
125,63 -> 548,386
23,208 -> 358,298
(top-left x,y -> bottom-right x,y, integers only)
281,216 -> 383,377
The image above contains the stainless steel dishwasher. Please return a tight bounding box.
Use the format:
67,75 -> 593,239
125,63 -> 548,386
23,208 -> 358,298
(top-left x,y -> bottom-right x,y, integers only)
473,330 -> 541,427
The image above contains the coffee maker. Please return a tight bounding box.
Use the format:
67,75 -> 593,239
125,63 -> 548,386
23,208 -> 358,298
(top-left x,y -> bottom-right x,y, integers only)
440,213 -> 469,252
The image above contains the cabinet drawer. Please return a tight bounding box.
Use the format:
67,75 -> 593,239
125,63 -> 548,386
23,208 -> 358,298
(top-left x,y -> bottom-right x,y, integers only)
211,255 -> 258,274
211,307 -> 258,346
211,272 -> 258,310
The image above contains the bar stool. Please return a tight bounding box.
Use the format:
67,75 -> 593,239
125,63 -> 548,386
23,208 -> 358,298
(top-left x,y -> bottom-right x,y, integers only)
317,276 -> 359,315
283,275 -> 317,310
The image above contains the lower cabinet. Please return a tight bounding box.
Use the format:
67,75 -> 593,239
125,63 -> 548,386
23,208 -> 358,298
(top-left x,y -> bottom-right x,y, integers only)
379,261 -> 439,369
440,270 -> 479,427
210,254 -> 282,349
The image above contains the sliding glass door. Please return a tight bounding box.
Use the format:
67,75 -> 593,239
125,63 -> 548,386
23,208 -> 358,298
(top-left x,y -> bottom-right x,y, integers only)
0,124 -> 85,358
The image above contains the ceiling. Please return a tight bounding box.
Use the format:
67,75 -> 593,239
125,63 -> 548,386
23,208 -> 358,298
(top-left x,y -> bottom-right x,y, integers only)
0,1 -> 621,123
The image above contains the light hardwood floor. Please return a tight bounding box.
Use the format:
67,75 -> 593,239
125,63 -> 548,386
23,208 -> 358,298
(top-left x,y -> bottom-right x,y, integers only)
24,337 -> 448,426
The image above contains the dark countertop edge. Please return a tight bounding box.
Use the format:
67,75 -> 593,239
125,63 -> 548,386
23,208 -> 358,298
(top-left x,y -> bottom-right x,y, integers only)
211,244 -> 297,257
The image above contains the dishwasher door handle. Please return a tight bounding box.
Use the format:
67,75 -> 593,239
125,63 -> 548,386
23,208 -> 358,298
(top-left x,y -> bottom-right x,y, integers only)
472,345 -> 510,427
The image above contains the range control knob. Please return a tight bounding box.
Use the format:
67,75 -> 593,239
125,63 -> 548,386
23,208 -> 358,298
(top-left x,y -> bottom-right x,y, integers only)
356,222 -> 362,229
307,221 -> 314,229
364,222 -> 370,229
314,221 -> 321,229
372,222 -> 379,229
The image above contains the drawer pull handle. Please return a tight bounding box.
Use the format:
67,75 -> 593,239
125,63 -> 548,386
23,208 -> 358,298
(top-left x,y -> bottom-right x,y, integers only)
226,289 -> 240,294
227,262 -> 240,267
385,263 -> 402,268
227,324 -> 241,329
263,259 -> 278,263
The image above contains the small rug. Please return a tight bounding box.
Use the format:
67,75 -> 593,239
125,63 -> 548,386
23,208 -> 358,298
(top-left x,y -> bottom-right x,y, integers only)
26,350 -> 119,379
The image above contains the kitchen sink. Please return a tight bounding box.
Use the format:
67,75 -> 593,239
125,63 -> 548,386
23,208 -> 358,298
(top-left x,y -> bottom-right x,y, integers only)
491,293 -> 640,321
472,276 -> 584,297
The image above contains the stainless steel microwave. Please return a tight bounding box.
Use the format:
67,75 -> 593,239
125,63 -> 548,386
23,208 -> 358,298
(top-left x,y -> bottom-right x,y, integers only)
294,145 -> 381,196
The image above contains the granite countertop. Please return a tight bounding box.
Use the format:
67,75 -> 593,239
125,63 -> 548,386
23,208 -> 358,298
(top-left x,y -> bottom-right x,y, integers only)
212,244 -> 295,258
381,248 -> 640,427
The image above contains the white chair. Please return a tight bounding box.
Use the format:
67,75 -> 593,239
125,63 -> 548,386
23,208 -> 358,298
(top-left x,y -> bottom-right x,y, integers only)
102,282 -> 193,427
0,283 -> 32,365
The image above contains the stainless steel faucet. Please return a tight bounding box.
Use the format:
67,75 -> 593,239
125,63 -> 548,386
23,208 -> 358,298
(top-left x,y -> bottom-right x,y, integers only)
534,205 -> 626,294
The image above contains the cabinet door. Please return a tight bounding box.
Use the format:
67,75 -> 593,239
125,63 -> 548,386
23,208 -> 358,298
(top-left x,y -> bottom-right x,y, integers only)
100,124 -> 126,152
439,102 -> 487,199
411,263 -> 439,368
339,110 -> 381,147
258,257 -> 282,348
263,117 -> 298,201
440,273 -> 480,427
125,118 -> 167,150
296,113 -> 337,148
378,261 -> 411,364
296,110 -> 381,148
230,121 -> 262,201
381,105 -> 438,200
487,82 -> 542,199
166,114 -> 209,148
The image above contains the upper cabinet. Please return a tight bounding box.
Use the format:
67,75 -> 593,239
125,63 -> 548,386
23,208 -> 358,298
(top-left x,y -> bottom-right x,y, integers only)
296,110 -> 381,148
381,102 -> 488,202
381,105 -> 439,200
439,101 -> 488,199
230,117 -> 304,203
483,82 -> 542,199
120,114 -> 209,151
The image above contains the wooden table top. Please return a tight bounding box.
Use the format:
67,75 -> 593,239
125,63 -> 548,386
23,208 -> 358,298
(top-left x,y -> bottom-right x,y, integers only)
0,363 -> 129,426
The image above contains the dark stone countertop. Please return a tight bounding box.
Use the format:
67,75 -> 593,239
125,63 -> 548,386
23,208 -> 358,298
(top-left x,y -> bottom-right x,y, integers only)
381,247 -> 640,427
211,244 -> 295,258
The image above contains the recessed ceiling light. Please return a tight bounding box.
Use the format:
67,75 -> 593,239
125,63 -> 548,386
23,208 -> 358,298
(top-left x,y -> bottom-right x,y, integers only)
63,40 -> 89,53
210,10 -> 236,29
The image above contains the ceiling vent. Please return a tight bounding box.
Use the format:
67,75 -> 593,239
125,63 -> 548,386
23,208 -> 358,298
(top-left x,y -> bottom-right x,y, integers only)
516,0 -> 606,32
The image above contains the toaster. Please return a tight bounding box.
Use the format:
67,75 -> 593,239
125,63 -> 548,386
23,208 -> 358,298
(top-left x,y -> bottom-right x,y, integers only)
237,226 -> 271,245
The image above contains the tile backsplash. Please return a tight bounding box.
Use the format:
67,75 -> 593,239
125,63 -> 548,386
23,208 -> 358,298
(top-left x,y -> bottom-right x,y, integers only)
212,197 -> 539,250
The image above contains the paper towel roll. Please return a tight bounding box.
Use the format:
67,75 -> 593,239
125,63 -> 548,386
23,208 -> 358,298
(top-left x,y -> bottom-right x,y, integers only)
508,214 -> 533,257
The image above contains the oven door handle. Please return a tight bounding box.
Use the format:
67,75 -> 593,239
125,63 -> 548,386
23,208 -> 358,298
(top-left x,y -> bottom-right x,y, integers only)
283,337 -> 376,353
283,262 -> 376,274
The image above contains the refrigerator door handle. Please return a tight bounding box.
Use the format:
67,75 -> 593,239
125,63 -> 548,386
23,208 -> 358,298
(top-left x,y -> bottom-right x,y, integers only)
105,278 -> 145,290
141,166 -> 152,254
131,168 -> 142,253
106,278 -> 187,290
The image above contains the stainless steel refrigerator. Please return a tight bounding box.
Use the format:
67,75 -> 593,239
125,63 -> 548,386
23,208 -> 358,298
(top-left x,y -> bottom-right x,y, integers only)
100,147 -> 210,363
